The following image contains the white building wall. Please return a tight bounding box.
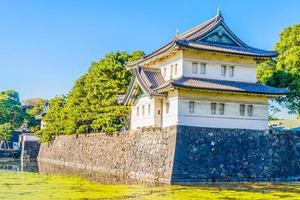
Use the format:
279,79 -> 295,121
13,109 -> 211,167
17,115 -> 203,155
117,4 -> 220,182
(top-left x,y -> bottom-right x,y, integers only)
177,99 -> 268,130
130,93 -> 269,130
182,59 -> 257,83
160,58 -> 183,81
161,96 -> 179,128
131,96 -> 156,130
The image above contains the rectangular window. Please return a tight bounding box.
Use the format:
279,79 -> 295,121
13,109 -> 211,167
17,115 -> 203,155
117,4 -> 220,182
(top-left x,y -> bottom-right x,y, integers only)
229,66 -> 234,77
240,104 -> 245,116
219,103 -> 225,115
166,102 -> 170,114
163,68 -> 167,78
142,106 -> 145,116
200,63 -> 206,74
148,104 -> 151,115
189,101 -> 195,113
174,64 -> 178,75
192,62 -> 198,74
170,65 -> 174,79
247,105 -> 253,116
137,107 -> 139,117
211,103 -> 217,114
221,65 -> 227,76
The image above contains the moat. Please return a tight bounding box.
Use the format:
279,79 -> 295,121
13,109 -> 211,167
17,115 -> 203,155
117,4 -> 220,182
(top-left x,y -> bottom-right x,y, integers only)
0,159 -> 300,200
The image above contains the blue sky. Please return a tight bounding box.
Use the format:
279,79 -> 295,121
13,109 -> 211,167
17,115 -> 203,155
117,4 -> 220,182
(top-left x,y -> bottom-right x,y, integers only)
0,1 -> 299,117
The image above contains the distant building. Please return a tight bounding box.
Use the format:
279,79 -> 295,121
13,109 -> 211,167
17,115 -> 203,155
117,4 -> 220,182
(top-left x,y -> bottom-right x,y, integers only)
120,11 -> 287,131
35,101 -> 49,130
1,125 -> 32,150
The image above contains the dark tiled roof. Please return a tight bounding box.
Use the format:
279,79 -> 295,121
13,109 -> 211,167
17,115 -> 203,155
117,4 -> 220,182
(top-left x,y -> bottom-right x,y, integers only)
127,13 -> 277,67
176,40 -> 278,58
121,66 -> 166,104
127,41 -> 175,67
140,68 -> 165,89
122,66 -> 287,105
154,77 -> 288,95
134,66 -> 165,96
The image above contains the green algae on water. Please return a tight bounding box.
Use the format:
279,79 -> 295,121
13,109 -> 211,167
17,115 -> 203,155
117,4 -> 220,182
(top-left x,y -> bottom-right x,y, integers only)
0,171 -> 300,200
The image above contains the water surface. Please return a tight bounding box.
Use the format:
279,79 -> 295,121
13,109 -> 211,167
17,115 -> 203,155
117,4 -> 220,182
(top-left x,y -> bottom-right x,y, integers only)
0,159 -> 300,200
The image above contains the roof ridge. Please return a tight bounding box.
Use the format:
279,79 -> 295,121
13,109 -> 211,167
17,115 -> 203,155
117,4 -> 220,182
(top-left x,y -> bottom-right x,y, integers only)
176,40 -> 278,57
138,66 -> 161,72
178,15 -> 220,39
126,12 -> 278,68
180,76 -> 281,86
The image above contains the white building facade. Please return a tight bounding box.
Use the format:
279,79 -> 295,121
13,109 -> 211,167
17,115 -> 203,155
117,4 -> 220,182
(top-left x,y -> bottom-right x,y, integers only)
121,11 -> 287,131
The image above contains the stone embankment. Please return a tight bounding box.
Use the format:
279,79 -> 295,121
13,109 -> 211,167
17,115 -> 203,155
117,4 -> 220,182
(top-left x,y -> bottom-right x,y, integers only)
38,127 -> 177,183
38,126 -> 300,183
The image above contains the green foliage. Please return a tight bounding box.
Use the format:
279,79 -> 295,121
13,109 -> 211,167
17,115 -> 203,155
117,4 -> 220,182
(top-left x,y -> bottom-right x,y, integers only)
0,90 -> 37,141
0,123 -> 13,141
36,96 -> 66,142
23,98 -> 47,116
37,51 -> 144,142
0,90 -> 35,128
0,90 -> 20,105
257,24 -> 300,114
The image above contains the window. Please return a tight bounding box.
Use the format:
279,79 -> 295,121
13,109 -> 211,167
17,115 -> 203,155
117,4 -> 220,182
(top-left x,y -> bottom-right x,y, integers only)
174,64 -> 178,75
219,103 -> 225,115
166,102 -> 170,114
221,65 -> 227,76
192,62 -> 198,74
240,104 -> 245,116
137,107 -> 139,117
170,65 -> 174,79
229,66 -> 234,77
200,63 -> 206,74
142,106 -> 145,116
148,104 -> 151,115
189,101 -> 195,113
211,103 -> 217,114
163,68 -> 167,78
247,105 -> 253,116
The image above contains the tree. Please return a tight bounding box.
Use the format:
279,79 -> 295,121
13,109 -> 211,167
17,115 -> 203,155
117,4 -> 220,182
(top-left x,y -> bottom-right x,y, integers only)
0,90 -> 36,129
37,51 -> 144,142
0,90 -> 38,146
35,96 -> 66,142
0,123 -> 14,148
257,24 -> 300,114
22,98 -> 47,116
0,90 -> 20,104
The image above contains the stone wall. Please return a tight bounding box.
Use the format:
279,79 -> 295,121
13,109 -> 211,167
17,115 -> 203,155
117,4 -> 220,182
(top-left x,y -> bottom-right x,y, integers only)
172,126 -> 300,183
38,126 -> 300,183
21,141 -> 40,160
38,126 -> 177,183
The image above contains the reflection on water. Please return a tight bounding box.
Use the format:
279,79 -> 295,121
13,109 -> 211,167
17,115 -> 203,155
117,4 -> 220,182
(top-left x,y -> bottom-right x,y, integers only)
0,159 -> 300,200
38,160 -> 156,185
0,158 -> 38,172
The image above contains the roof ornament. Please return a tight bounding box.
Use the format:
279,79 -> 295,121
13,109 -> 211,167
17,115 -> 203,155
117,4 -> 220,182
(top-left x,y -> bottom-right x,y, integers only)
174,29 -> 180,40
216,7 -> 223,19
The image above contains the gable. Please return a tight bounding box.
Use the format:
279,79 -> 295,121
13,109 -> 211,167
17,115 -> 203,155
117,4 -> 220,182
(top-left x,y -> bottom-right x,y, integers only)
123,78 -> 145,106
195,23 -> 244,47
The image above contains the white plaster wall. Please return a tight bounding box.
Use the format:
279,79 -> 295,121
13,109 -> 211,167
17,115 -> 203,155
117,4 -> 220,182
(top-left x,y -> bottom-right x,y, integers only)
131,96 -> 156,130
160,58 -> 183,81
162,96 -> 179,128
183,59 -> 257,83
130,95 -> 269,130
177,99 -> 269,130
154,99 -> 162,127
